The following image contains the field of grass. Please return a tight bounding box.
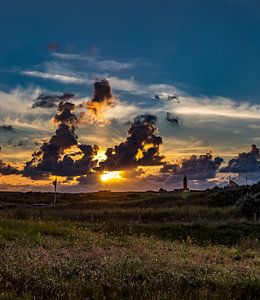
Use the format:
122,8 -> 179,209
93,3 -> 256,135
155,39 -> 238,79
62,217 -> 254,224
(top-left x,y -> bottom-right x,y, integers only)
0,188 -> 259,299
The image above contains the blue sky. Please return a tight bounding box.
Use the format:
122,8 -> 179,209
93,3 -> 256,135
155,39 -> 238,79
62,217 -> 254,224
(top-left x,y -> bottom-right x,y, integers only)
1,0 -> 260,191
1,0 -> 260,98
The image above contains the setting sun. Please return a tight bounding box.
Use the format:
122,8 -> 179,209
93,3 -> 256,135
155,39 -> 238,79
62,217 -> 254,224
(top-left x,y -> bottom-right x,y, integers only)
100,171 -> 124,182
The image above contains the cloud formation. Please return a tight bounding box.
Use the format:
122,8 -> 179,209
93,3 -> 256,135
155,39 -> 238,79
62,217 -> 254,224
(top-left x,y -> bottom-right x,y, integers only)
0,125 -> 15,133
0,147 -> 20,175
21,71 -> 90,85
0,161 -> 20,175
165,112 -> 181,127
171,97 -> 260,120
52,52 -> 136,71
32,93 -> 75,109
24,100 -> 98,178
79,79 -> 116,126
161,152 -> 223,180
99,114 -> 164,171
221,144 -> 260,173
4,56 -> 260,191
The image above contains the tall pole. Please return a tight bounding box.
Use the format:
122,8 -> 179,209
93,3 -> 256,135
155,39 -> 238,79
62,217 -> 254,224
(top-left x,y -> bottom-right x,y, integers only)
53,177 -> 57,206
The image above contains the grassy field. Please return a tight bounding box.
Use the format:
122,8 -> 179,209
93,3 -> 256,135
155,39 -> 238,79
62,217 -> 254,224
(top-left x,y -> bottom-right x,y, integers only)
0,187 -> 259,299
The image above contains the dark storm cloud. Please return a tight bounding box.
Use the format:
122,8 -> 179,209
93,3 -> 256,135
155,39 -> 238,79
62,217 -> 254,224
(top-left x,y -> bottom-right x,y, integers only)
24,100 -> 98,178
92,79 -> 113,103
0,125 -> 15,133
0,147 -> 20,175
76,172 -> 100,186
99,114 -> 164,171
0,161 -> 20,175
165,112 -> 181,127
32,93 -> 75,109
79,79 -> 116,125
221,144 -> 260,173
160,163 -> 179,174
161,152 -> 224,179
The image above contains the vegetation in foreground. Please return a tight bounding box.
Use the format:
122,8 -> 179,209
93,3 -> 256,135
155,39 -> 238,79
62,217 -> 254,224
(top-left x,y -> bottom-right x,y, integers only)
0,185 -> 259,299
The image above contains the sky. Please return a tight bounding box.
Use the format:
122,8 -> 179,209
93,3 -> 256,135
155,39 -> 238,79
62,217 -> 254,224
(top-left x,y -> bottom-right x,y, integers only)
1,0 -> 260,192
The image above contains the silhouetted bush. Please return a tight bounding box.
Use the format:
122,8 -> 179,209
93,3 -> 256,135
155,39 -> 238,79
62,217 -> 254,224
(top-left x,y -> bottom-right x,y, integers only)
208,184 -> 260,207
236,192 -> 260,216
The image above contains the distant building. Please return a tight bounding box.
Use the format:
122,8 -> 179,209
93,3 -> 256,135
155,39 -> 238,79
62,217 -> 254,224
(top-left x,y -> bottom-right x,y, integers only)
174,174 -> 190,192
183,174 -> 188,190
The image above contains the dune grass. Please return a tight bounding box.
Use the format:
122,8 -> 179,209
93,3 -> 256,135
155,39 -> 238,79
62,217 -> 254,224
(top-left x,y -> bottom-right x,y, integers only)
0,219 -> 259,300
0,190 -> 259,299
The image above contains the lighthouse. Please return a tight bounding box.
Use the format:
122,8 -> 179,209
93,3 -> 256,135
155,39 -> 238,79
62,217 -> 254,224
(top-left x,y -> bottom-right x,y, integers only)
173,173 -> 190,192
183,174 -> 188,190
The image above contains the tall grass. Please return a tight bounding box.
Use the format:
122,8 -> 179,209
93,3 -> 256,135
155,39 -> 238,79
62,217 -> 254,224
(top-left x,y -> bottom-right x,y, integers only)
0,190 -> 259,298
0,219 -> 259,299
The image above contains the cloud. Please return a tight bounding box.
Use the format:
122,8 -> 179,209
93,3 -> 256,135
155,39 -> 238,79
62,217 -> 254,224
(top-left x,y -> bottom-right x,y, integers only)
106,76 -> 139,92
0,161 -> 20,175
32,93 -> 75,109
165,112 -> 181,127
79,78 -> 117,126
47,43 -> 60,51
0,88 -> 37,115
21,71 -> 90,85
21,68 -> 260,125
147,84 -> 180,95
24,100 -> 99,179
0,147 -> 20,175
99,114 -> 164,171
221,144 -> 260,173
0,125 -> 15,133
19,52 -> 260,124
168,97 -> 260,120
161,152 -> 224,180
6,54 -> 260,191
52,52 -> 136,71
21,69 -> 140,93
0,88 -> 56,132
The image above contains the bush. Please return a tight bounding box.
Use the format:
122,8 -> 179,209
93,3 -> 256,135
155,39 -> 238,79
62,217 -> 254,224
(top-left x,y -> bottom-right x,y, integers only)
208,189 -> 243,207
208,184 -> 260,208
236,192 -> 260,216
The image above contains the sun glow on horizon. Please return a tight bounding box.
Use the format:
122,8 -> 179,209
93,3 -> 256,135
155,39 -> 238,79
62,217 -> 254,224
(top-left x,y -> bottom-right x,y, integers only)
100,171 -> 124,182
